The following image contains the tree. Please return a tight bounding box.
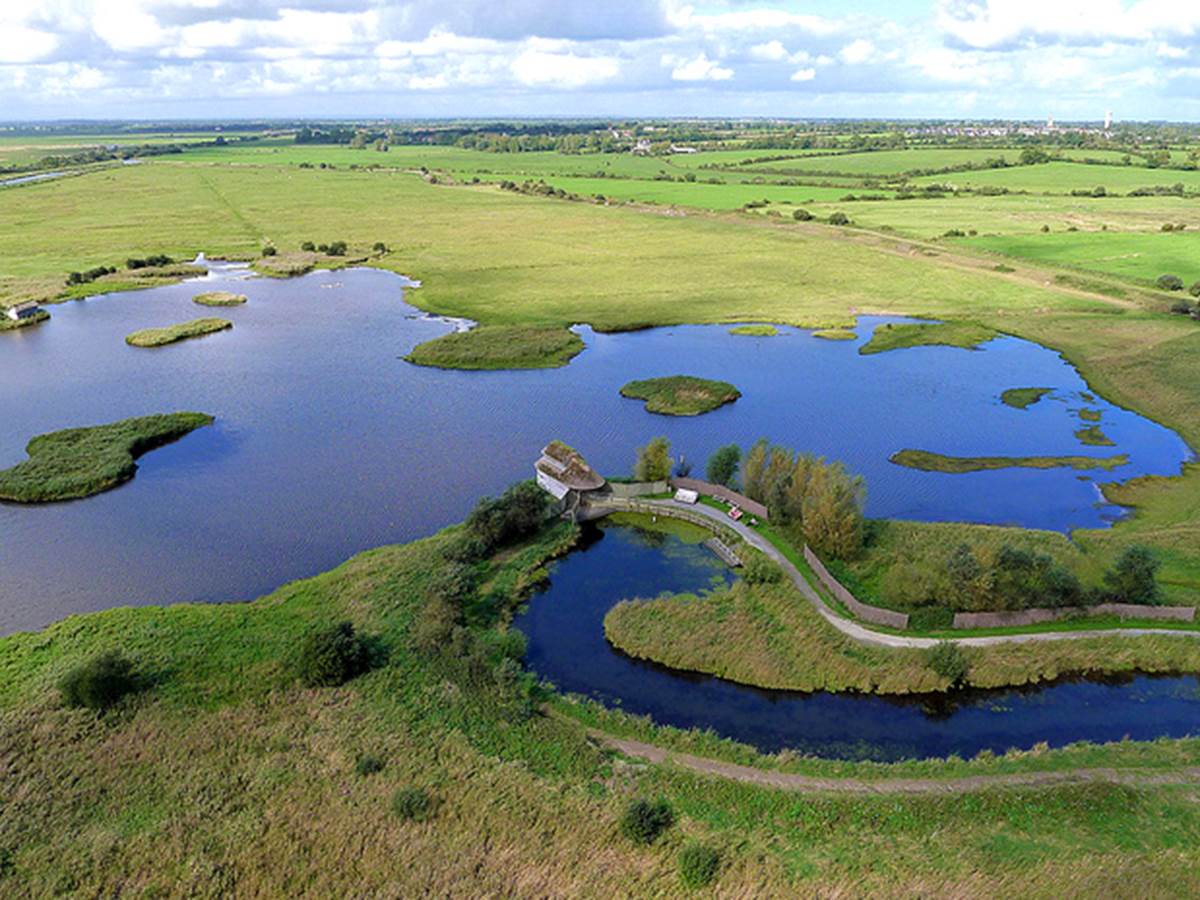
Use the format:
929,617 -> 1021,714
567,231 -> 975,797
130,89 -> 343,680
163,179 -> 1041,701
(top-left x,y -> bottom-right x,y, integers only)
927,641 -> 968,683
793,208 -> 813,221
634,436 -> 672,482
705,444 -> 741,487
1104,546 -> 1161,605
781,453 -> 819,523
828,211 -> 850,226
760,446 -> 795,513
59,651 -> 137,711
800,462 -> 865,559
1157,274 -> 1184,292
946,543 -> 989,611
1190,281 -> 1200,298
740,439 -> 769,502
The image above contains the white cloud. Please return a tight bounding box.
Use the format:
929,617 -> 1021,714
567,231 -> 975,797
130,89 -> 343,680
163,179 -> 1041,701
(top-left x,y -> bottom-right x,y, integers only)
839,39 -> 875,65
790,67 -> 815,82
512,49 -> 619,87
749,40 -> 788,62
668,53 -> 732,81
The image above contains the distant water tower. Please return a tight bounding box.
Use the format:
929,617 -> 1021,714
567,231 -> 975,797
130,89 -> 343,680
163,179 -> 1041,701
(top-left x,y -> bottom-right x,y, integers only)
1104,110 -> 1113,130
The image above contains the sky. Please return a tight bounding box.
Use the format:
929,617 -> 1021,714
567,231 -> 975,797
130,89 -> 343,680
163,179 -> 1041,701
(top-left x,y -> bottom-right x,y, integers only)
2,1 -> 1200,121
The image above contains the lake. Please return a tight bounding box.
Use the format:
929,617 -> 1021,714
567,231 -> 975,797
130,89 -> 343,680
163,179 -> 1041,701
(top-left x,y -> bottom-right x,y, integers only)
514,523 -> 1200,760
0,264 -> 1190,634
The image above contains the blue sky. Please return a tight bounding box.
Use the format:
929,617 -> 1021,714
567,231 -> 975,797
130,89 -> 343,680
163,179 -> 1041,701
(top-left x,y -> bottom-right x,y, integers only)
2,1 -> 1199,121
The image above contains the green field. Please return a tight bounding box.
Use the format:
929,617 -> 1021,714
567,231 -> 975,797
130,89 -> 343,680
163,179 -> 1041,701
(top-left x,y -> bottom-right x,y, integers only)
914,161 -> 1200,194
972,231 -> 1200,285
747,148 -> 1028,176
516,175 -> 869,210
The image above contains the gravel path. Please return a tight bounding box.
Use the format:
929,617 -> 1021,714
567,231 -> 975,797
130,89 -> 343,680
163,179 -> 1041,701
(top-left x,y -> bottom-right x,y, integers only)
640,499 -> 1200,649
594,730 -> 1200,794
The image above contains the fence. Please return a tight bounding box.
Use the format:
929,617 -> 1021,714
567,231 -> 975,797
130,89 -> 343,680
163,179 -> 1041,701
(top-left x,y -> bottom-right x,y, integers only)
803,546 -> 910,630
954,603 -> 1196,629
606,481 -> 668,499
669,478 -> 769,521
596,497 -> 744,559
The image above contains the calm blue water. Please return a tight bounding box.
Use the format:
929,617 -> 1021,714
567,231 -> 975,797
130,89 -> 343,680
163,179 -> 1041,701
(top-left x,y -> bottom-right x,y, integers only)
514,524 -> 1200,760
0,265 -> 1189,634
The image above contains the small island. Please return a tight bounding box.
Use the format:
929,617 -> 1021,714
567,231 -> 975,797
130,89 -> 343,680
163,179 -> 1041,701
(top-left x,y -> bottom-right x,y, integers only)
729,324 -> 778,337
192,291 -> 247,307
126,317 -> 233,347
405,325 -> 584,370
619,375 -> 741,416
0,412 -> 214,502
812,328 -> 856,341
890,448 -> 1129,474
1001,387 -> 1052,409
860,321 -> 996,355
1076,425 -> 1115,446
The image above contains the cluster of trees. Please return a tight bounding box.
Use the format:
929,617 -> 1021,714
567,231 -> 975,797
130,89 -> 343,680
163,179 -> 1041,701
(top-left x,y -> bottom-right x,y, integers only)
299,240 -> 348,256
66,264 -> 116,285
125,254 -> 173,269
885,542 -> 1161,614
462,481 -> 550,558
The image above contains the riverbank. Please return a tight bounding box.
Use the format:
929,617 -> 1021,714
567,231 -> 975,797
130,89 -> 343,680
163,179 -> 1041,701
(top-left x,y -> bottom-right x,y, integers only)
126,317 -> 232,347
4,514 -> 1200,894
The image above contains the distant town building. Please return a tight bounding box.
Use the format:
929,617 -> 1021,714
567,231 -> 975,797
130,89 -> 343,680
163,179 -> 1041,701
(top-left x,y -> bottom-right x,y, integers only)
5,301 -> 41,321
1105,110 -> 1113,130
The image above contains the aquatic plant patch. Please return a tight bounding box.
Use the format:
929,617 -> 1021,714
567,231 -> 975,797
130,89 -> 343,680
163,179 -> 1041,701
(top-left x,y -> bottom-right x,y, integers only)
619,375 -> 741,416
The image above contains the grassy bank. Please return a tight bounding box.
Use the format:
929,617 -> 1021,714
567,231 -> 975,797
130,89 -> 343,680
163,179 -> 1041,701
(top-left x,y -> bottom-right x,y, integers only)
0,412 -> 213,502
5,515 -> 1200,893
729,324 -> 778,336
891,448 -> 1129,474
812,328 -> 857,340
404,325 -> 584,370
192,290 -> 246,306
0,309 -> 49,330
125,317 -> 232,347
619,375 -> 740,416
860,321 -> 998,355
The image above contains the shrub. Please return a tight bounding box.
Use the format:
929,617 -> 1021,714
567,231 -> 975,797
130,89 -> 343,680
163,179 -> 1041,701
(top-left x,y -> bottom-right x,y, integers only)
828,211 -> 850,226
927,641 -> 968,684
372,241 -> 388,252
742,552 -> 782,585
1157,274 -> 1184,292
1191,281 -> 1200,298
678,843 -> 720,889
465,481 -> 550,553
300,241 -> 315,251
392,787 -> 434,822
261,245 -> 277,257
1171,298 -> 1194,316
909,606 -> 954,631
327,240 -> 348,256
1162,223 -> 1175,232
354,754 -> 385,776
297,621 -> 371,687
943,228 -> 966,238
792,208 -> 813,221
1104,546 -> 1161,605
59,651 -> 137,711
620,799 -> 674,844
1040,224 -> 1050,233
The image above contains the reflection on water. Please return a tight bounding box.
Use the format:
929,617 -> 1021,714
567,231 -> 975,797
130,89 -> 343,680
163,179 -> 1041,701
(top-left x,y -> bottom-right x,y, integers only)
0,265 -> 1190,633
514,525 -> 1200,760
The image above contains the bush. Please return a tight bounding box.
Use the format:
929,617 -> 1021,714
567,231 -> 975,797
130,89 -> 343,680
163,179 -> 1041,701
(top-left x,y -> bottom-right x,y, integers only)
634,436 -> 672,482
705,444 -> 741,487
742,552 -> 782,584
372,241 -> 388,252
465,481 -> 550,554
792,208 -> 813,221
679,842 -> 720,889
1157,274 -> 1184,292
327,240 -> 348,256
1171,298 -> 1194,316
926,641 -> 968,684
59,650 -> 137,711
1040,224 -> 1050,233
1104,546 -> 1161,605
909,605 -> 954,631
620,798 -> 674,844
828,211 -> 850,226
300,241 -> 315,251
261,245 -> 277,257
392,787 -> 434,822
1191,281 -> 1200,298
297,621 -> 371,687
354,754 -> 385,776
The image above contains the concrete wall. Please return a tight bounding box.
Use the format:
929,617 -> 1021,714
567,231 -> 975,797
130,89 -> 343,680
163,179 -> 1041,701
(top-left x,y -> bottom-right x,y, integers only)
803,546 -> 910,630
954,603 -> 1196,629
607,481 -> 668,498
669,478 -> 769,521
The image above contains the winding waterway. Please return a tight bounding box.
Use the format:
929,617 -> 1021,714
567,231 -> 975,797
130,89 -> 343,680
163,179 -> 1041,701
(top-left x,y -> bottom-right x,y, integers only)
514,523 -> 1200,760
0,264 -> 1190,635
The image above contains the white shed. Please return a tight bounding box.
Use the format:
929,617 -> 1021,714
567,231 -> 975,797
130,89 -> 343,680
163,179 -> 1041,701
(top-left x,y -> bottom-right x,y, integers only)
673,488 -> 699,505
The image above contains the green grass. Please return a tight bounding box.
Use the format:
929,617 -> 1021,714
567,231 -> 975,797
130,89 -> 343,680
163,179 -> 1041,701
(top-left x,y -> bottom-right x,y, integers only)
747,148 -> 1028,176
729,324 -> 778,336
859,321 -> 998,354
891,449 -> 1129,474
812,328 -> 857,340
914,161 -> 1200,195
618,375 -> 740,416
974,231 -> 1200,286
404,325 -> 584,370
125,317 -> 232,347
192,290 -> 246,306
1001,387 -> 1053,409
0,412 -> 213,502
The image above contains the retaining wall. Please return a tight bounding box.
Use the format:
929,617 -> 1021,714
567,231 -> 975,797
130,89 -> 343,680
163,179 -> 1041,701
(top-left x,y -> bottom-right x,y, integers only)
954,603 -> 1196,629
803,546 -> 910,630
607,481 -> 669,498
669,478 -> 769,521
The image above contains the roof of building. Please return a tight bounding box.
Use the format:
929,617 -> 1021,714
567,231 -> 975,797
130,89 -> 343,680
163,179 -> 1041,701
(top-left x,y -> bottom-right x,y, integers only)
536,440 -> 605,491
